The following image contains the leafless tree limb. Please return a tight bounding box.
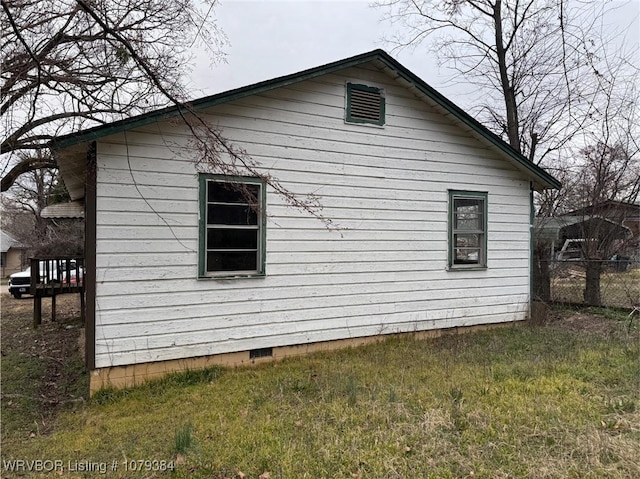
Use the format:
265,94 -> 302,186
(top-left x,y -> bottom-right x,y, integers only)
375,0 -> 638,167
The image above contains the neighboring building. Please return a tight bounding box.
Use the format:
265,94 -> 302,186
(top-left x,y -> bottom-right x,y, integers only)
49,50 -> 560,393
41,200 -> 85,219
535,215 -> 634,261
536,201 -> 640,263
0,230 -> 27,277
563,201 -> 640,258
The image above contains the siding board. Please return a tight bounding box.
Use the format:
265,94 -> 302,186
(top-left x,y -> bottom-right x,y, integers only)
93,64 -> 534,368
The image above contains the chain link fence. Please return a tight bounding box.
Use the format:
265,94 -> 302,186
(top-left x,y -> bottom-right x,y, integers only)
544,259 -> 640,309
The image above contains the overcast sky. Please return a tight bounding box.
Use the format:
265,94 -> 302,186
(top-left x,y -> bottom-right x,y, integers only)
191,0 -> 459,100
189,0 -> 639,111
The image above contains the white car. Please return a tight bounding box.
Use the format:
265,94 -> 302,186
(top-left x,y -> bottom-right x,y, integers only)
8,259 -> 79,299
7,267 -> 33,298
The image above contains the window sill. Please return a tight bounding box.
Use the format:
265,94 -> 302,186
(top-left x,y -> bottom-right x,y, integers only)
446,265 -> 488,272
198,272 -> 266,280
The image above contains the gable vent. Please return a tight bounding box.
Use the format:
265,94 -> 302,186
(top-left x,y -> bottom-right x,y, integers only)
346,83 -> 385,126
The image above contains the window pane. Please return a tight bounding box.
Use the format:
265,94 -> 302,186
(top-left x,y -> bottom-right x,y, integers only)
201,177 -> 264,276
208,182 -> 260,204
454,197 -> 482,210
207,251 -> 257,272
454,248 -> 481,264
455,233 -> 480,248
208,229 -> 258,249
454,199 -> 482,229
208,204 -> 257,225
455,213 -> 482,230
453,234 -> 482,264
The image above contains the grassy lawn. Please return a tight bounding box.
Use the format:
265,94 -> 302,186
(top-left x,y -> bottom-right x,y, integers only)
1,293 -> 87,438
1,297 -> 639,478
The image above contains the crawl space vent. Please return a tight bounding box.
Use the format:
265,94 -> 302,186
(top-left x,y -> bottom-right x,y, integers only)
250,347 -> 273,359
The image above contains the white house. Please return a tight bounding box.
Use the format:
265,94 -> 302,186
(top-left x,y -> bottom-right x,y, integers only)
1,230 -> 26,277
50,50 -> 560,393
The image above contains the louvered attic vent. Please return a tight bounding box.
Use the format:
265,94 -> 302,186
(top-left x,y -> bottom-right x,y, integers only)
346,83 -> 385,126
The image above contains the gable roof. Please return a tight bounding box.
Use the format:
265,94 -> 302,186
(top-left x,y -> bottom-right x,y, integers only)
41,200 -> 85,219
0,230 -> 24,253
562,200 -> 640,218
50,49 -> 561,192
535,215 -> 633,242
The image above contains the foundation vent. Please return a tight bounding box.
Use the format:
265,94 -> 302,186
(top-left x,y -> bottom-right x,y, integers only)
250,347 -> 273,359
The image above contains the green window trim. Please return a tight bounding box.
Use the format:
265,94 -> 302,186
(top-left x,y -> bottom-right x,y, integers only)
346,82 -> 386,126
198,174 -> 266,278
529,182 -> 535,305
448,190 -> 488,270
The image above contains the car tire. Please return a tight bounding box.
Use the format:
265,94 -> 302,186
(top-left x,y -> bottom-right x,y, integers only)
12,292 -> 22,299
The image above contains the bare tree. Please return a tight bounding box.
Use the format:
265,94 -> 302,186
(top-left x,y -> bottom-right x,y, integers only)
1,157 -> 84,256
570,47 -> 639,304
1,0 -> 225,190
570,145 -> 639,209
377,1 -> 639,306
2,0 -> 332,228
375,0 -> 637,165
562,139 -> 639,306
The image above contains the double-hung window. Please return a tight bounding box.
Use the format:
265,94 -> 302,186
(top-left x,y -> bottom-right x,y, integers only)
448,190 -> 488,269
199,175 -> 265,277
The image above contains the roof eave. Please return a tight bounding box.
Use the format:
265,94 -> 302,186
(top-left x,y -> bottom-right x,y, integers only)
49,49 -> 561,191
49,50 -> 392,151
376,57 -> 561,191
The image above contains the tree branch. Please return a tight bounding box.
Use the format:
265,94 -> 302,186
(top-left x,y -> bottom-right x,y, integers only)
1,156 -> 56,193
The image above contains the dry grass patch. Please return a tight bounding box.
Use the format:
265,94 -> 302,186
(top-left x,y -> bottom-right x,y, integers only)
1,302 -> 639,478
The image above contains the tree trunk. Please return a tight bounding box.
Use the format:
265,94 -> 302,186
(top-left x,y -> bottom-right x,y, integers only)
492,0 -> 521,154
533,244 -> 551,302
584,260 -> 602,306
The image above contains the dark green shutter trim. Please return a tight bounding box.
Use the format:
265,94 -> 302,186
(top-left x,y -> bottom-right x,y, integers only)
529,183 -> 535,306
447,190 -> 488,270
198,174 -> 266,279
197,174 -> 208,278
260,179 -> 267,276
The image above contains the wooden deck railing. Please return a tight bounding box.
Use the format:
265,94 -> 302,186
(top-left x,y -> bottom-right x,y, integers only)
30,257 -> 85,327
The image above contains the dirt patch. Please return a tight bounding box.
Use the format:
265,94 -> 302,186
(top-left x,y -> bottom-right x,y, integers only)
545,307 -> 633,338
1,291 -> 88,435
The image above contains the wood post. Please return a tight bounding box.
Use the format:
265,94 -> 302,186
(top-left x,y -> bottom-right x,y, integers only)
33,296 -> 42,329
80,289 -> 86,323
51,292 -> 57,322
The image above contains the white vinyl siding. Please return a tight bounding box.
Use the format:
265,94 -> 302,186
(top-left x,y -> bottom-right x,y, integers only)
92,63 -> 532,368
